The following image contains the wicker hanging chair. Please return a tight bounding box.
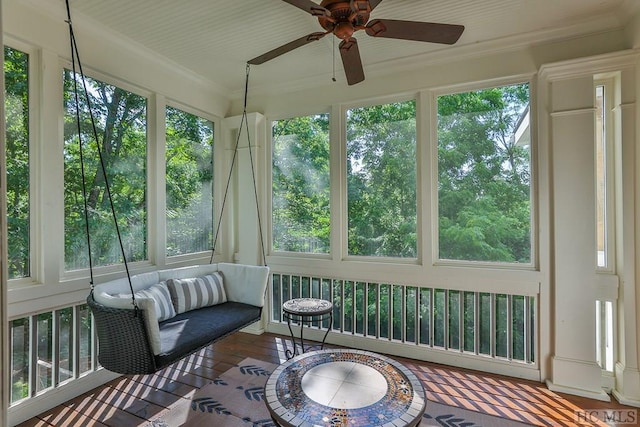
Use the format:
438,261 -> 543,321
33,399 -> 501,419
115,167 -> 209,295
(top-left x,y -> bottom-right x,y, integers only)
65,1 -> 268,375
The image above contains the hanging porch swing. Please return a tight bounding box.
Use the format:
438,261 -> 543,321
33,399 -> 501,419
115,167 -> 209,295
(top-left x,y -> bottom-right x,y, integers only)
64,1 -> 270,375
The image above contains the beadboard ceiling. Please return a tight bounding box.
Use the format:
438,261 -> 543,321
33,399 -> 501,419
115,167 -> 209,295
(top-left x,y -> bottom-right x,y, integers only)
55,0 -> 639,96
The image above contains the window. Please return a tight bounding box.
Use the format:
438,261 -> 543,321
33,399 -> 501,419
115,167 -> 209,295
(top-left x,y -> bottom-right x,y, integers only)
63,71 -> 147,270
437,83 -> 531,264
594,77 -> 616,373
5,46 -> 30,279
10,317 -> 29,404
165,106 -> 214,257
346,100 -> 417,258
595,80 -> 614,270
272,114 -> 330,253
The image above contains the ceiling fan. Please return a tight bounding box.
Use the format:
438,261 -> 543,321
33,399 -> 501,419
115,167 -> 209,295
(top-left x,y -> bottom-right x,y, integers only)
248,0 -> 465,85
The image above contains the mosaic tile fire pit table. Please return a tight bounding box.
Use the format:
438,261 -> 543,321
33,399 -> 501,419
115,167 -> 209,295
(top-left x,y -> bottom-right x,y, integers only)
264,348 -> 426,427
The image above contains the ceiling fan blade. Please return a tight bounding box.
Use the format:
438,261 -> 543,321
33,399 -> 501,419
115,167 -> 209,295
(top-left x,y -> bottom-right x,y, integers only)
339,38 -> 365,86
280,0 -> 331,17
368,0 -> 384,11
365,19 -> 464,44
248,32 -> 327,65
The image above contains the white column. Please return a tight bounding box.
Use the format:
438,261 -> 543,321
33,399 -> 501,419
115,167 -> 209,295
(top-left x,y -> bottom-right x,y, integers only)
613,61 -> 640,406
542,70 -> 609,401
222,112 -> 267,266
541,52 -> 640,402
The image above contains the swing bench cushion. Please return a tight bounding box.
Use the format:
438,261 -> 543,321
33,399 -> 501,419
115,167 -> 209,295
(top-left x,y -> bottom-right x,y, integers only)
92,263 -> 269,359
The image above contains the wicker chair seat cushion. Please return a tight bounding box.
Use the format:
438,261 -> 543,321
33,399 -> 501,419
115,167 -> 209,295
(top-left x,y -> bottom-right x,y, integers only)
155,301 -> 261,368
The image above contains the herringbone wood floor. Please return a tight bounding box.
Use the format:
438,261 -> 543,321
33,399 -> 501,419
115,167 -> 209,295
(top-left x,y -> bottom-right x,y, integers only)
15,332 -> 635,427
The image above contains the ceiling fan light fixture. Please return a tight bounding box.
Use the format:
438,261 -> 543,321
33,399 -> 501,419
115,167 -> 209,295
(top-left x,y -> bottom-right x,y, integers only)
334,21 -> 355,39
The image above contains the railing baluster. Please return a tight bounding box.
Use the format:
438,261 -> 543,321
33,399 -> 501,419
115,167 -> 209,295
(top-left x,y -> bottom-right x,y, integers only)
474,292 -> 480,355
53,310 -> 60,387
400,286 -> 405,342
29,315 -> 36,398
92,310 -> 98,371
376,283 -> 381,339
525,296 -> 532,364
414,287 -> 420,345
490,294 -> 496,358
429,288 -> 435,347
458,291 -> 464,353
444,290 -> 450,350
507,294 -> 513,360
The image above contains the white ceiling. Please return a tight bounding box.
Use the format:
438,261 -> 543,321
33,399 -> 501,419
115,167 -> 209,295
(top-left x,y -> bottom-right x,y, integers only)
59,0 -> 639,97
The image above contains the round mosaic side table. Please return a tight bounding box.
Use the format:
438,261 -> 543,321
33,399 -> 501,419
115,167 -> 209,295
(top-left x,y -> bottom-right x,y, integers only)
264,349 -> 426,427
282,298 -> 333,359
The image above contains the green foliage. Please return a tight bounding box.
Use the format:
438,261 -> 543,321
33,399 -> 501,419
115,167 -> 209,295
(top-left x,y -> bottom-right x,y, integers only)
165,106 -> 214,256
5,47 -> 30,278
347,101 -> 417,257
274,87 -> 529,264
63,70 -> 147,270
272,114 -> 330,253
437,84 -> 531,263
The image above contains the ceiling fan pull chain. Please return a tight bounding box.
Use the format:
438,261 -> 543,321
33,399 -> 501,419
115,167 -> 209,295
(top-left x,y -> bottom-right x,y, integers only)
332,36 -> 337,82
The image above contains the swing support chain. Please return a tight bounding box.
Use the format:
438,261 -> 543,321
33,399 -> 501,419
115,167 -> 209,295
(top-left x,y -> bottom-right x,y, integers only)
65,0 -> 139,314
210,63 -> 267,267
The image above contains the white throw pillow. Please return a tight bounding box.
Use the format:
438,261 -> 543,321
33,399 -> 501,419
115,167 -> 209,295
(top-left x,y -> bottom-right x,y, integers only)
167,272 -> 227,314
119,281 -> 176,322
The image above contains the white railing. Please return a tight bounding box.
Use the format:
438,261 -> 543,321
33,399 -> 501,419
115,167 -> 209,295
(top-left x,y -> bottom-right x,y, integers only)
9,303 -> 98,406
271,273 -> 536,364
8,272 -> 540,422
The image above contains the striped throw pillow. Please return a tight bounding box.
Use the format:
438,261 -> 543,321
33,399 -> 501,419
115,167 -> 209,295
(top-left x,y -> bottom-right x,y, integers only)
167,273 -> 227,314
132,281 -> 176,322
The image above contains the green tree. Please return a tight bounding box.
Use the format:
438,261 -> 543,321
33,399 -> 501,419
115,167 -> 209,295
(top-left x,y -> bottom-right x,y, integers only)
63,70 -> 147,269
165,106 -> 214,256
5,47 -> 30,278
272,114 -> 330,253
347,100 -> 417,258
437,84 -> 531,263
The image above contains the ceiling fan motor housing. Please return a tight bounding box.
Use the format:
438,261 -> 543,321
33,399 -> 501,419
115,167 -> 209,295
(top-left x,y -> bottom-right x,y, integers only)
319,0 -> 371,39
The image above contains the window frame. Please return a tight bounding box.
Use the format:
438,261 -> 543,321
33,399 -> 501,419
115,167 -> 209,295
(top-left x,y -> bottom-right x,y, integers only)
430,77 -> 537,270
